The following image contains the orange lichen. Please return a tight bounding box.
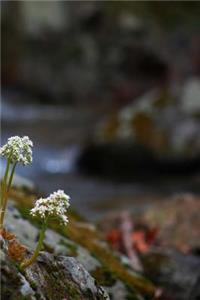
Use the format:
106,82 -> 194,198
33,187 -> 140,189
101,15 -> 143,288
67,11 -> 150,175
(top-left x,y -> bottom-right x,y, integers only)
8,239 -> 27,262
0,228 -> 16,240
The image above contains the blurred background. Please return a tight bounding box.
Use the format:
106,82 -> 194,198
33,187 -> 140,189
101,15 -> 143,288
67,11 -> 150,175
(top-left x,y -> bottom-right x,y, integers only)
1,1 -> 200,220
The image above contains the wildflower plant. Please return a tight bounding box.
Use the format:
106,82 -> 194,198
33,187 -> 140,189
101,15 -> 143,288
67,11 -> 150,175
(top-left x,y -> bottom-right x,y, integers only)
0,136 -> 33,229
1,136 -> 71,270
20,190 -> 70,269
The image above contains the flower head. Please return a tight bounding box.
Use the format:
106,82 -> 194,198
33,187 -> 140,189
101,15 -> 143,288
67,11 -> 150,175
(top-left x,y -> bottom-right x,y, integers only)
0,136 -> 33,165
30,190 -> 70,225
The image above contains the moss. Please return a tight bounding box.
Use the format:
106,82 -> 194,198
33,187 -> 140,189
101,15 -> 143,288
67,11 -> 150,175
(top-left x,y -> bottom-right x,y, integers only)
59,239 -> 78,257
1,259 -> 32,300
29,279 -> 37,290
91,267 -> 116,287
64,282 -> 83,300
64,224 -> 155,297
125,284 -> 145,300
68,207 -> 86,222
141,252 -> 169,279
24,262 -> 83,300
10,188 -> 156,298
153,91 -> 173,110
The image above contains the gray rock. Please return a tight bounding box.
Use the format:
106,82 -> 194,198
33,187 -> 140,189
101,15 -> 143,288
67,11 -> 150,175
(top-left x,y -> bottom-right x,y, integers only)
0,250 -> 36,300
23,252 -> 109,300
1,250 -> 109,300
181,78 -> 200,113
142,249 -> 200,300
4,201 -> 146,300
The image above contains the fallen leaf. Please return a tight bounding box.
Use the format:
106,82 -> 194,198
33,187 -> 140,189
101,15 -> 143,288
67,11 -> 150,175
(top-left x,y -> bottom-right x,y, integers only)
132,230 -> 149,253
106,229 -> 121,249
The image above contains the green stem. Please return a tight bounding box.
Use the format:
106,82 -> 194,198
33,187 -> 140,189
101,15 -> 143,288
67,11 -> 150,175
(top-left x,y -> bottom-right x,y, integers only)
20,221 -> 48,269
4,159 -> 11,185
0,159 -> 10,203
0,161 -> 17,229
7,162 -> 17,192
0,159 -> 11,229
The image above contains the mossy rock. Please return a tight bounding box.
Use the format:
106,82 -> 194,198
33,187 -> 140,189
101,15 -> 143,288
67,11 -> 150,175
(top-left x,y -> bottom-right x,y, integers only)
1,250 -> 108,300
2,185 -> 157,300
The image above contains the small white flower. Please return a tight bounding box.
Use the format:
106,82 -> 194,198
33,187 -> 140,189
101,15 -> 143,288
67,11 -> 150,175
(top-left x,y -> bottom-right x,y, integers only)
30,190 -> 70,225
0,136 -> 33,165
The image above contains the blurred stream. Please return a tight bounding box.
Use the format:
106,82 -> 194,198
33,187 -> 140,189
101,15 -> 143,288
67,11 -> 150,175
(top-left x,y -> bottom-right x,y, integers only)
2,94 -> 200,220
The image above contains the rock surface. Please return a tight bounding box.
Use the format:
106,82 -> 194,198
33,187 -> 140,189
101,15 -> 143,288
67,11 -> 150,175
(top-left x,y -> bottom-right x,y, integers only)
78,86 -> 200,179
141,193 -> 200,251
142,249 -> 200,300
1,250 -> 108,300
1,185 -> 157,300
99,193 -> 200,299
98,86 -> 200,158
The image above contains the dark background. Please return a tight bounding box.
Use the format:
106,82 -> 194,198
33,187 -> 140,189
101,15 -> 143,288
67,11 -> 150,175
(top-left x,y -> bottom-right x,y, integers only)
1,1 -> 200,220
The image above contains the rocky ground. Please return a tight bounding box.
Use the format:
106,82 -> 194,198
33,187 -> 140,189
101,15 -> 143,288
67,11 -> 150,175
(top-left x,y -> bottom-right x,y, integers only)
99,194 -> 200,300
1,182 -> 157,300
1,180 -> 200,300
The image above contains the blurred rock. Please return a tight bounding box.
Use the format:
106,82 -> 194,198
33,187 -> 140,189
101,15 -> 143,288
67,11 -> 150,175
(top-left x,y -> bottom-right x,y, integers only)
2,1 -> 170,106
142,249 -> 200,300
141,193 -> 200,252
181,77 -> 200,114
79,86 -> 200,179
99,193 -> 200,299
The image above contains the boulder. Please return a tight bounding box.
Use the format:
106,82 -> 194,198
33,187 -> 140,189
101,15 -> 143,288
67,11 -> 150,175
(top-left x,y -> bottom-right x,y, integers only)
142,249 -> 200,300
1,184 -> 157,300
1,250 -> 108,300
78,87 -> 200,179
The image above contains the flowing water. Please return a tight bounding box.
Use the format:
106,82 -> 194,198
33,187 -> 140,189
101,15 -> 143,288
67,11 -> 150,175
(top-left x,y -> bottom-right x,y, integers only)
2,93 -> 200,220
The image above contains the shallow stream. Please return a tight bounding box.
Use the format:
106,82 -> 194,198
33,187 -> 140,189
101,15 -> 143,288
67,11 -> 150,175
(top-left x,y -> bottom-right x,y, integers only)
2,95 -> 200,220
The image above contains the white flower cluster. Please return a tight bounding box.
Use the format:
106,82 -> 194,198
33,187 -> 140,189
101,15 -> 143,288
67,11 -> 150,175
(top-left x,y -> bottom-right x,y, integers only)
0,136 -> 33,165
30,190 -> 70,225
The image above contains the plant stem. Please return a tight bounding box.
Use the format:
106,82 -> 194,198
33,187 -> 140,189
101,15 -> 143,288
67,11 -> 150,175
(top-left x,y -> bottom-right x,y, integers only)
7,162 -> 17,192
0,159 -> 11,229
4,158 -> 11,185
0,159 -> 10,204
20,221 -> 48,269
